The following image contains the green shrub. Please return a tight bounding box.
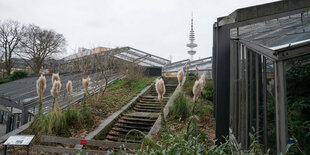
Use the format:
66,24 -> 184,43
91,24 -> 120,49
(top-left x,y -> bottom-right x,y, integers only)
136,132 -> 268,155
29,107 -> 82,138
286,59 -> 310,154
169,92 -> 192,120
28,114 -> 49,142
200,86 -> 213,102
200,79 -> 214,102
47,113 -> 70,137
183,73 -> 198,97
63,107 -> 81,128
0,70 -> 28,84
29,112 -> 71,138
80,101 -> 94,129
0,78 -> 12,84
10,70 -> 28,80
137,134 -> 210,155
194,100 -> 214,119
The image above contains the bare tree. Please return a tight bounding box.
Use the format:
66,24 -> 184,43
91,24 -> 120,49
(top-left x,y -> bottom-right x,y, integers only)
0,51 -> 3,78
94,51 -> 118,95
0,20 -> 22,76
20,24 -> 67,74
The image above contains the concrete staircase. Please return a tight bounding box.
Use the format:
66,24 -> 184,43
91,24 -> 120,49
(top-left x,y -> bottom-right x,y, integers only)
105,78 -> 177,143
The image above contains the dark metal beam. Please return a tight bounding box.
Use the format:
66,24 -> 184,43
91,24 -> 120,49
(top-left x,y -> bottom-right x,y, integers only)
239,39 -> 278,60
274,61 -> 288,154
219,0 -> 310,27
133,54 -> 151,63
0,97 -> 23,109
118,48 -> 166,66
276,40 -> 310,60
127,47 -> 170,62
213,23 -> 230,144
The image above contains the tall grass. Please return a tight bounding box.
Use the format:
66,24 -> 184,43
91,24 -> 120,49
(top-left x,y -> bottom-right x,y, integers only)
51,73 -> 60,83
155,78 -> 165,102
81,77 -> 94,129
169,92 -> 192,120
80,99 -> 94,129
36,75 -> 46,115
66,80 -> 72,107
28,76 -> 92,139
192,79 -> 203,103
183,73 -> 198,97
63,107 -> 81,128
155,78 -> 168,136
177,69 -> 184,88
47,112 -> 70,136
135,131 -> 268,155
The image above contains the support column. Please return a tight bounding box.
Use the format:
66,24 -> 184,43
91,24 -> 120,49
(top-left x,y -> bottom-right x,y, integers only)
213,23 -> 231,144
21,107 -> 29,125
229,40 -> 238,136
274,61 -> 288,154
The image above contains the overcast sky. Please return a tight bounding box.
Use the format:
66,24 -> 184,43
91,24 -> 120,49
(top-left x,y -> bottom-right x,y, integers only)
0,0 -> 277,62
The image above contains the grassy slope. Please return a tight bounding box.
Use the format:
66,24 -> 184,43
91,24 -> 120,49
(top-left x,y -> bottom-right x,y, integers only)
71,77 -> 155,138
22,76 -> 155,139
136,74 -> 217,154
167,73 -> 215,139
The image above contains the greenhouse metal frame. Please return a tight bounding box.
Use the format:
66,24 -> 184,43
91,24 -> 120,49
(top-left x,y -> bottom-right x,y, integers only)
213,0 -> 310,153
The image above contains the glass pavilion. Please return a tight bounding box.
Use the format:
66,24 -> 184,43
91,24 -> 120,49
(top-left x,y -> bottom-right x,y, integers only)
213,0 -> 310,154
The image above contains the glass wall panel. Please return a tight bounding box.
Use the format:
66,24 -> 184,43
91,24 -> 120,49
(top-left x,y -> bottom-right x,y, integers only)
285,54 -> 310,154
238,44 -> 244,142
256,54 -> 264,143
266,58 -> 276,153
247,51 -> 265,145
236,44 -> 279,151
248,50 -> 257,134
238,44 -> 248,145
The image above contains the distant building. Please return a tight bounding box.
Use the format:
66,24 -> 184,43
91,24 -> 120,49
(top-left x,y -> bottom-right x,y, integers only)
64,46 -> 112,61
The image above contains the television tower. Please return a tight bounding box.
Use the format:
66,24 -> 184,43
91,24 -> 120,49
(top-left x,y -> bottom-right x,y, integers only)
186,13 -> 197,61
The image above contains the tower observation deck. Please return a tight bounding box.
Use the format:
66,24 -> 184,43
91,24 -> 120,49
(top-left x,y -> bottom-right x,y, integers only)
186,14 -> 197,61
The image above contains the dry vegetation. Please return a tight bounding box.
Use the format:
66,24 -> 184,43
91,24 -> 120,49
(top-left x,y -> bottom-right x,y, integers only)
167,72 -> 215,138
70,77 -> 155,139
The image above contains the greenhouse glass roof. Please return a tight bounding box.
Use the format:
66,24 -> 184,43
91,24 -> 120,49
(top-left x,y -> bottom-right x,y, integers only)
230,11 -> 310,59
0,72 -> 121,115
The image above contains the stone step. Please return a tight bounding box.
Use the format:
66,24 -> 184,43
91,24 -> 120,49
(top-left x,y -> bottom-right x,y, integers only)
110,127 -> 148,137
115,123 -> 151,131
149,90 -> 175,93
135,105 -> 161,110
148,90 -> 173,93
139,100 -> 166,104
123,112 -> 159,119
148,93 -> 173,96
136,103 -> 161,107
122,117 -> 156,123
104,78 -> 177,144
106,135 -> 142,143
108,131 -> 144,139
140,97 -> 168,100
142,96 -> 169,99
118,119 -> 155,126
111,127 -> 133,133
134,108 -> 161,113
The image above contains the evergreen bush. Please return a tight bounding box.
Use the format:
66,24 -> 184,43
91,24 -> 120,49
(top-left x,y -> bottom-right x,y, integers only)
80,101 -> 94,129
169,92 -> 192,120
10,70 -> 28,80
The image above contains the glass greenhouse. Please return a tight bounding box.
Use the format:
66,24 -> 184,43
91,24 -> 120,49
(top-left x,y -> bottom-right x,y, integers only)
213,0 -> 310,154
